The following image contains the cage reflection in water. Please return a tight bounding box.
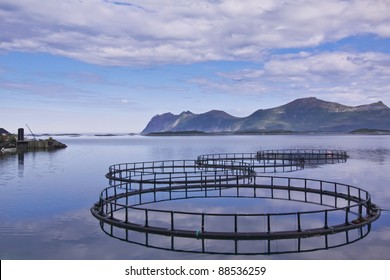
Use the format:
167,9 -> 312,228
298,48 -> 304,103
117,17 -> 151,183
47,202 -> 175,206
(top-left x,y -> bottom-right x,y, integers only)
91,176 -> 380,239
91,177 -> 380,255
99,221 -> 372,255
91,150 -> 379,255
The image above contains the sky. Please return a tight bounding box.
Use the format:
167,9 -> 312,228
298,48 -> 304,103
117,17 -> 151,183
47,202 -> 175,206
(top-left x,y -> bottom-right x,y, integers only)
1,0 -> 390,134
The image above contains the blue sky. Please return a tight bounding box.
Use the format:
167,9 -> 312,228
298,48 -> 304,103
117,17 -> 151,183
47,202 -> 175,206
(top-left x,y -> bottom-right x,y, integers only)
1,0 -> 390,133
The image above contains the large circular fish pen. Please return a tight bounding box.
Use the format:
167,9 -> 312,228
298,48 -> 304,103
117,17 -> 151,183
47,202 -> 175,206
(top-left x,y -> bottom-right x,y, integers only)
91,149 -> 380,255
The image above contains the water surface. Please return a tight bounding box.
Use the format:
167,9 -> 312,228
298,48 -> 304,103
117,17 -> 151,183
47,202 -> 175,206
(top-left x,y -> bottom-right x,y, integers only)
0,135 -> 389,259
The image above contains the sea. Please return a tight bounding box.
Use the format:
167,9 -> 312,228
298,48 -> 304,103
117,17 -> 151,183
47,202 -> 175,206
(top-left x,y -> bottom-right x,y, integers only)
0,134 -> 389,260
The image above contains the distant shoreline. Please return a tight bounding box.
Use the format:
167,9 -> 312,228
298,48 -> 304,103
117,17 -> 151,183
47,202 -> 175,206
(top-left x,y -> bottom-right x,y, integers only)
16,129 -> 390,138
34,133 -> 82,137
142,129 -> 390,136
348,128 -> 390,135
30,133 -> 137,137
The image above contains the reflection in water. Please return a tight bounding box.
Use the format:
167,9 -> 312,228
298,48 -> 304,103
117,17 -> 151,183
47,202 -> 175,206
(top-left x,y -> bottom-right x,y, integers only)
352,148 -> 390,165
1,135 -> 390,259
92,182 -> 380,256
17,152 -> 24,178
18,152 -> 24,165
99,221 -> 372,255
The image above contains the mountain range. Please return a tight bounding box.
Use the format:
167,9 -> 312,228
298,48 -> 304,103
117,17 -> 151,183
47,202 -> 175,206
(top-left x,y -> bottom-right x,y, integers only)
141,97 -> 390,134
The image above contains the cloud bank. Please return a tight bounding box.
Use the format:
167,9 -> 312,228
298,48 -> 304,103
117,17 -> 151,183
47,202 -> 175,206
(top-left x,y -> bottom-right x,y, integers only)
1,0 -> 389,66
190,51 -> 390,104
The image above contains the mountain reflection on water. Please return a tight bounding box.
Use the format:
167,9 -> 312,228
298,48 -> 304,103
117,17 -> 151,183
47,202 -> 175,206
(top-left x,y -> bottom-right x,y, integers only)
0,134 -> 389,259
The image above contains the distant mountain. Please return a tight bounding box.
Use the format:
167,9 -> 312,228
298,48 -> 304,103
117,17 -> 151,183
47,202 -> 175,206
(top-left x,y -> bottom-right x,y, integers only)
141,97 -> 390,134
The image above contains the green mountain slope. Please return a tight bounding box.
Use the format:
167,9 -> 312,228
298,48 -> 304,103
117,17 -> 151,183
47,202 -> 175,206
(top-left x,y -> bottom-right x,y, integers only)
141,97 -> 390,134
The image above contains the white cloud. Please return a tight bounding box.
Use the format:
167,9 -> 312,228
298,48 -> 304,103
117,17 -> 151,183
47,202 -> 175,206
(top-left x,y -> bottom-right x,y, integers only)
190,51 -> 390,105
264,52 -> 390,85
1,0 -> 390,66
265,52 -> 385,77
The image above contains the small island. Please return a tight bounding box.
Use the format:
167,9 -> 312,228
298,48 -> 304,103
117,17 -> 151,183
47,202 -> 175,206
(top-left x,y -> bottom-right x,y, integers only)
349,128 -> 390,135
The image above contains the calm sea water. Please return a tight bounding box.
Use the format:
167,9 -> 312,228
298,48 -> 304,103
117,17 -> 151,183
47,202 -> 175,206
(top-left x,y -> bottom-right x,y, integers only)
0,135 -> 389,259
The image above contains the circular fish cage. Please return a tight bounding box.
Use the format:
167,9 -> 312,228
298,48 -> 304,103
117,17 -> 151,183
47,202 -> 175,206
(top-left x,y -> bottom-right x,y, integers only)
255,149 -> 348,161
196,152 -> 304,173
91,175 -> 380,240
98,220 -> 373,255
196,149 -> 348,173
105,159 -> 255,185
91,149 -> 380,255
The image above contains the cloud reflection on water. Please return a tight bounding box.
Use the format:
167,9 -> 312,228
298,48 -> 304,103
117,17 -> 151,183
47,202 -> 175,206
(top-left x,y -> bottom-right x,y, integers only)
1,135 -> 389,259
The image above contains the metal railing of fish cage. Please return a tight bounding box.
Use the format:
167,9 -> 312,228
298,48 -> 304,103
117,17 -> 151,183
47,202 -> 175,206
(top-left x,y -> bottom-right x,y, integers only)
98,220 -> 372,255
91,175 -> 380,241
255,149 -> 348,164
105,159 -> 256,190
197,152 -> 305,173
91,148 -> 382,254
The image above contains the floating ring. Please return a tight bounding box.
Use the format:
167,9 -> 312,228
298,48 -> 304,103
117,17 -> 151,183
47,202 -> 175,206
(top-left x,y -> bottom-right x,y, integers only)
91,149 -> 380,254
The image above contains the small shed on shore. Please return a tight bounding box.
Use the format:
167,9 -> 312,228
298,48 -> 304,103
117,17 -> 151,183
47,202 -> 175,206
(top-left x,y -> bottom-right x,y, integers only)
0,128 -> 11,136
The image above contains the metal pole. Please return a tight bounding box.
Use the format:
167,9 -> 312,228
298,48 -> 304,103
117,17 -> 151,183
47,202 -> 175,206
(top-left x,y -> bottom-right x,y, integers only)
267,214 -> 271,233
171,211 -> 174,231
324,210 -> 328,228
297,213 -> 301,232
201,213 -> 205,232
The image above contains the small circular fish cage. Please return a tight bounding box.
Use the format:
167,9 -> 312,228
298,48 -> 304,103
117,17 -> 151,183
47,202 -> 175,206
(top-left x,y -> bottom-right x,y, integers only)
91,149 -> 379,255
105,159 -> 255,186
196,149 -> 348,173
